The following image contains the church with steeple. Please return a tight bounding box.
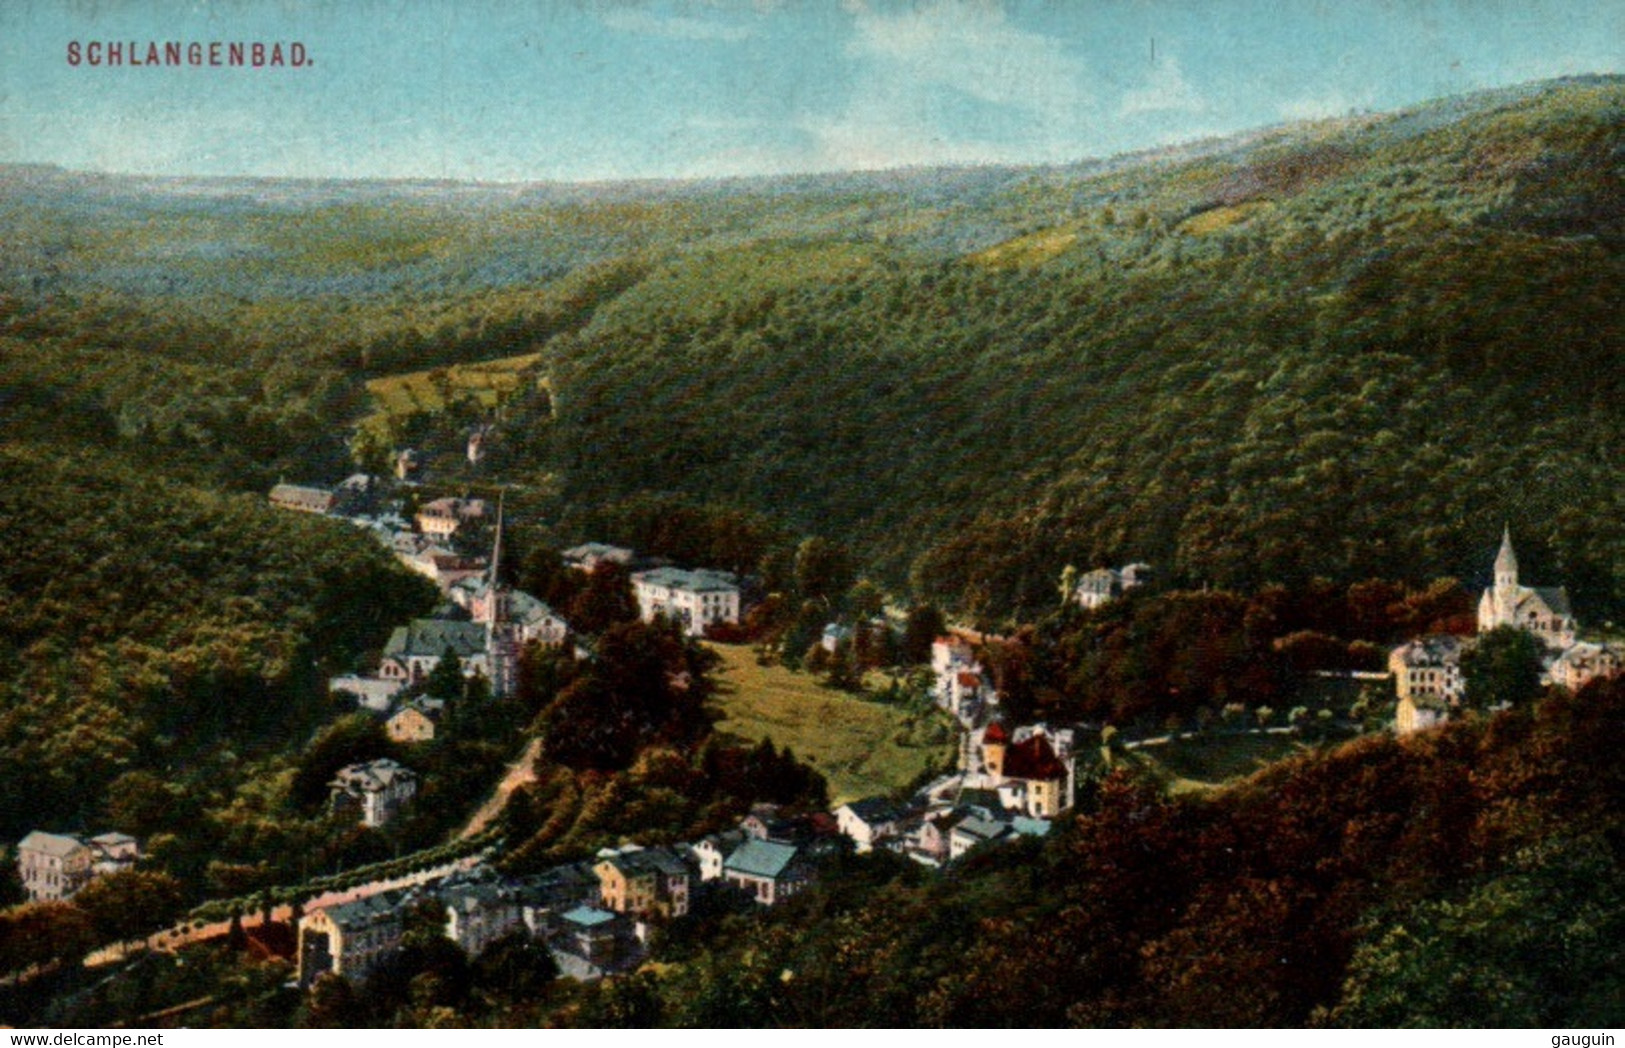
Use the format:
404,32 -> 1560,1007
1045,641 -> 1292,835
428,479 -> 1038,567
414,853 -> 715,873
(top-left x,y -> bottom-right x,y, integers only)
1476,527 -> 1576,650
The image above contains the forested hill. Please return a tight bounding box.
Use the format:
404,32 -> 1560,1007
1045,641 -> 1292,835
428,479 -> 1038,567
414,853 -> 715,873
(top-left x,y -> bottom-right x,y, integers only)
3,75 -> 1621,620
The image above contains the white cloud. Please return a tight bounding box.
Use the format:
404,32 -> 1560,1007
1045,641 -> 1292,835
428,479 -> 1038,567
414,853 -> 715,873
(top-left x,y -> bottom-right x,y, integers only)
600,7 -> 754,43
1118,55 -> 1205,117
784,0 -> 1096,171
843,0 -> 1091,126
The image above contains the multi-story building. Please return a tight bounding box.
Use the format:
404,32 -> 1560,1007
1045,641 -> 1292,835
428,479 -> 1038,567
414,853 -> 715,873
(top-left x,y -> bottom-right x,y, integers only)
16,831 -> 139,902
297,894 -> 404,987
415,497 -> 487,541
329,759 -> 418,827
631,567 -> 740,637
592,846 -> 692,920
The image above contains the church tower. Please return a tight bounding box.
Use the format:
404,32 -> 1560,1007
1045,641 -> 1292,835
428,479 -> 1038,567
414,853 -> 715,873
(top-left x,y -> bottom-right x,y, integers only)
484,492 -> 519,699
1477,526 -> 1576,646
1494,525 -> 1518,597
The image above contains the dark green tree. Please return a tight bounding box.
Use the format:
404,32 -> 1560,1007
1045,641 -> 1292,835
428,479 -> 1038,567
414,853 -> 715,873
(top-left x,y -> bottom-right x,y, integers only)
298,972 -> 366,1028
72,869 -> 187,945
901,605 -> 946,664
567,562 -> 640,635
1461,626 -> 1545,712
472,929 -> 560,1001
793,536 -> 855,608
424,646 -> 466,702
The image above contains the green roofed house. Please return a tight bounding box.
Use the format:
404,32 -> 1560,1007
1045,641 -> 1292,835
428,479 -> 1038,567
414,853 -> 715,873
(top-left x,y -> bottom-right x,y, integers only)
378,618 -> 491,687
551,905 -> 633,976
723,838 -> 812,906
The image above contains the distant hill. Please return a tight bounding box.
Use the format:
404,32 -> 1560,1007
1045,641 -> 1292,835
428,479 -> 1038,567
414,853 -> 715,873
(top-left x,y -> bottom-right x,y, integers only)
2,74 -> 1621,619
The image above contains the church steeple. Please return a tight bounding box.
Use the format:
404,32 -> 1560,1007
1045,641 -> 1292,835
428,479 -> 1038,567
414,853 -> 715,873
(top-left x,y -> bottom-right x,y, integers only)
484,490 -> 518,699
1495,525 -> 1518,594
487,491 -> 506,630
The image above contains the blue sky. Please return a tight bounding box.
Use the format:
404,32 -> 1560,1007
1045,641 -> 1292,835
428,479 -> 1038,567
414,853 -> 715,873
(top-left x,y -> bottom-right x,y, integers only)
1,0 -> 1620,182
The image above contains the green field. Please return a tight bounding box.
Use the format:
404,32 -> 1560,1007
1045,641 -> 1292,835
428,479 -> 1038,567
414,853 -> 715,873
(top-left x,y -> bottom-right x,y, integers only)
1133,731 -> 1308,793
364,352 -> 545,413
355,352 -> 546,444
706,643 -> 955,805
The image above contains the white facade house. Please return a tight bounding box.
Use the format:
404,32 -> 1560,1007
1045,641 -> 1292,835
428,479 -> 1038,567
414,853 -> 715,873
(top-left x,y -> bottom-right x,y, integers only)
329,759 -> 418,827
442,882 -> 525,959
834,799 -> 904,853
16,831 -> 140,902
1389,635 -> 1467,707
632,567 -> 741,637
1072,563 -> 1152,610
1389,634 -> 1468,736
1549,641 -> 1622,692
930,635 -> 993,724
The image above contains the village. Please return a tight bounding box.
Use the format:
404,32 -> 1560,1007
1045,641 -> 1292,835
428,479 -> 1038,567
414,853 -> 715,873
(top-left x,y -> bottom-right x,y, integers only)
13,449 -> 1625,997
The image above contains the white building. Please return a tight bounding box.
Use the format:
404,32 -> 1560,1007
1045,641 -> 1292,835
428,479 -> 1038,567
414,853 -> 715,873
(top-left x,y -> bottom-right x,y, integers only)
442,882 -> 525,959
16,831 -> 140,902
1389,634 -> 1468,736
562,543 -> 635,573
631,567 -> 740,637
1072,563 -> 1152,610
415,497 -> 487,541
1549,641 -> 1622,692
329,759 -> 418,828
833,798 -> 904,854
930,634 -> 992,724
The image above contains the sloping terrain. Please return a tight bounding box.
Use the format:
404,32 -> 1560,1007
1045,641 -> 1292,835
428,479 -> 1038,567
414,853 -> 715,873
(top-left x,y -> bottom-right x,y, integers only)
1,75 -> 1620,620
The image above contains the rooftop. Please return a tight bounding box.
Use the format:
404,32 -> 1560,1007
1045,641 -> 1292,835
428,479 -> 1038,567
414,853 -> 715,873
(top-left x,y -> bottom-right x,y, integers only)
562,906 -> 617,928
1002,734 -> 1069,782
725,838 -> 800,880
383,619 -> 489,659
634,566 -> 739,594
18,830 -> 88,858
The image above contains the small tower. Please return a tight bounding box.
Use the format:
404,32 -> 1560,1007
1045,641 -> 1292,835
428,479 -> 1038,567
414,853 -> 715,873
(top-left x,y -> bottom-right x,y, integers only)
981,721 -> 1009,781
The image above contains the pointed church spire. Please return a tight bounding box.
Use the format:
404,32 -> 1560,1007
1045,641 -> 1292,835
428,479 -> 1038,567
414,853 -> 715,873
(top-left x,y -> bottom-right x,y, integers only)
1495,525 -> 1518,593
483,489 -> 518,700
487,490 -> 506,629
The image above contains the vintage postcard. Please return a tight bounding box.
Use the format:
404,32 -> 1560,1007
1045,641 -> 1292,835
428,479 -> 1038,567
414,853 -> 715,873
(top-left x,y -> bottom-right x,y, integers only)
0,0 -> 1622,1032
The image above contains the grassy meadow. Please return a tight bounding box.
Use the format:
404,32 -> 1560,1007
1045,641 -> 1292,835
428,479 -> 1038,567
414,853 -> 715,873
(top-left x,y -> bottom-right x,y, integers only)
705,643 -> 954,804
1134,731 -> 1308,794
